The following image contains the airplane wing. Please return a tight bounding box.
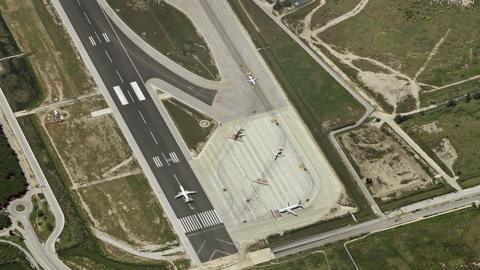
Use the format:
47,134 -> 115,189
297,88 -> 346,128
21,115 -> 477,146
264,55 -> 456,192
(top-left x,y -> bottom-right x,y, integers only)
185,191 -> 196,195
174,193 -> 183,199
287,209 -> 298,216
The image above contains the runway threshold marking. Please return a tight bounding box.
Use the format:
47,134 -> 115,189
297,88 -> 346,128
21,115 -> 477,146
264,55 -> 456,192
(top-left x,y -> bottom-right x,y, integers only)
88,36 -> 96,46
102,33 -> 111,43
179,210 -> 222,233
169,152 -> 180,163
113,86 -> 128,105
130,81 -> 146,101
152,156 -> 163,167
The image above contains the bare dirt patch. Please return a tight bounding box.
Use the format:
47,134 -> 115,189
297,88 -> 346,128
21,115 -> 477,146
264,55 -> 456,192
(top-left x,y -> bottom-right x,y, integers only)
340,121 -> 435,201
433,138 -> 458,175
77,175 -> 178,249
42,96 -> 135,185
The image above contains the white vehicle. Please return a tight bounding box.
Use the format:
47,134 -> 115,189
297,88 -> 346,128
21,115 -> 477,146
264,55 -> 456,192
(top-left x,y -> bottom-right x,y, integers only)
273,147 -> 284,160
278,201 -> 303,216
246,72 -> 257,86
174,184 -> 196,204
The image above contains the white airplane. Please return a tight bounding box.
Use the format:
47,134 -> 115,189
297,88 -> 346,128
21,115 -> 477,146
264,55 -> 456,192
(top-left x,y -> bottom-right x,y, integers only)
273,147 -> 284,161
174,184 -> 196,204
246,72 -> 257,86
278,201 -> 303,216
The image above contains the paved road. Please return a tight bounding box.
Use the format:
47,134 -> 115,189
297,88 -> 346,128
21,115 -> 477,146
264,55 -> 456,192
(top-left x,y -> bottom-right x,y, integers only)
53,0 -> 237,263
0,89 -> 69,270
272,185 -> 480,257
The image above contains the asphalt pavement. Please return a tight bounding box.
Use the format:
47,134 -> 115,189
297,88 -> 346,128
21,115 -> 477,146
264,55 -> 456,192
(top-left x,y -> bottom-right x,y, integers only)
55,0 -> 237,262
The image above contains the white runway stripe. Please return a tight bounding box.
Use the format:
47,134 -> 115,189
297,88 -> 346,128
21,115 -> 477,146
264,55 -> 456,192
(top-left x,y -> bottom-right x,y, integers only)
152,156 -> 162,167
130,81 -> 146,101
88,36 -> 96,46
113,86 -> 128,105
179,214 -> 204,233
179,210 -> 222,233
170,152 -> 180,163
197,210 -> 221,228
103,33 -> 111,43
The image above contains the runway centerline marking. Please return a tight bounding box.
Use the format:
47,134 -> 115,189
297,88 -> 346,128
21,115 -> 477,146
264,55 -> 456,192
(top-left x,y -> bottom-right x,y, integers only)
94,31 -> 102,43
115,70 -> 124,83
150,131 -> 158,145
138,110 -> 146,124
104,51 -> 112,63
83,12 -> 91,24
162,152 -> 171,166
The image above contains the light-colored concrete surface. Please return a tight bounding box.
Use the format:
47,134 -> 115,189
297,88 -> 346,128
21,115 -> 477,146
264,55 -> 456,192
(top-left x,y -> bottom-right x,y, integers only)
102,0 -> 289,123
192,248 -> 275,270
191,107 -> 354,242
92,228 -> 184,261
252,0 -> 383,217
0,88 -> 70,270
91,107 -> 112,118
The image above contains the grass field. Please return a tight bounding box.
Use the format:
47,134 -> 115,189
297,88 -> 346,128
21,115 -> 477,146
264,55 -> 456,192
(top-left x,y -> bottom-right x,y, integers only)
43,96 -> 133,185
0,242 -> 35,270
78,175 -> 177,248
349,208 -> 480,269
0,14 -> 43,111
163,98 -> 216,155
1,0 -> 94,101
259,207 -> 480,270
401,99 -> 480,188
107,0 -> 219,80
0,122 -> 27,208
29,194 -> 55,243
317,0 -> 480,102
229,0 -> 373,245
310,0 -> 360,30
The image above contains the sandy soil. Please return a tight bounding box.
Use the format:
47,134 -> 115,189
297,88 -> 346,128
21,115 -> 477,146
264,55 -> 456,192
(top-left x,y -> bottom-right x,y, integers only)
433,138 -> 458,175
340,121 -> 435,201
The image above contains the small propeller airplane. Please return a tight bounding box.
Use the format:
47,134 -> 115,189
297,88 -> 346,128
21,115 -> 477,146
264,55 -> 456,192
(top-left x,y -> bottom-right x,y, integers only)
230,128 -> 245,141
246,72 -> 257,86
273,147 -> 284,161
278,201 -> 303,216
174,184 -> 197,204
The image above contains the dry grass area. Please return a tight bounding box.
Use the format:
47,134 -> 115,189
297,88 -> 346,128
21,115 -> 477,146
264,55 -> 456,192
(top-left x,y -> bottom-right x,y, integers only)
339,120 -> 436,201
78,175 -> 177,249
42,95 -> 135,186
0,0 -> 95,103
282,0 -> 480,113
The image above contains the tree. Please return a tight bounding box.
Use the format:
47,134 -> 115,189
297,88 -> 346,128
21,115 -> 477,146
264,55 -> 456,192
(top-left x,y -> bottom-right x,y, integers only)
446,99 -> 457,108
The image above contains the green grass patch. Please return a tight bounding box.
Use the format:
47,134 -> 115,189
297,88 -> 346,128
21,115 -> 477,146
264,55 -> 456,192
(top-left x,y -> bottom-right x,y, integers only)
349,207 -> 480,269
400,100 -> 480,188
107,0 -> 219,80
420,79 -> 480,106
229,0 -> 372,245
378,181 -> 454,212
0,122 -> 28,208
0,213 -> 12,230
163,98 -> 216,155
0,242 -> 35,270
0,15 -> 44,111
310,0 -> 361,30
29,194 -> 55,242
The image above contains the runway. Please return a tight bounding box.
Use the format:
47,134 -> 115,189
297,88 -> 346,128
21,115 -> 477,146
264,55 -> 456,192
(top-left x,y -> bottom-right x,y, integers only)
56,0 -> 236,262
